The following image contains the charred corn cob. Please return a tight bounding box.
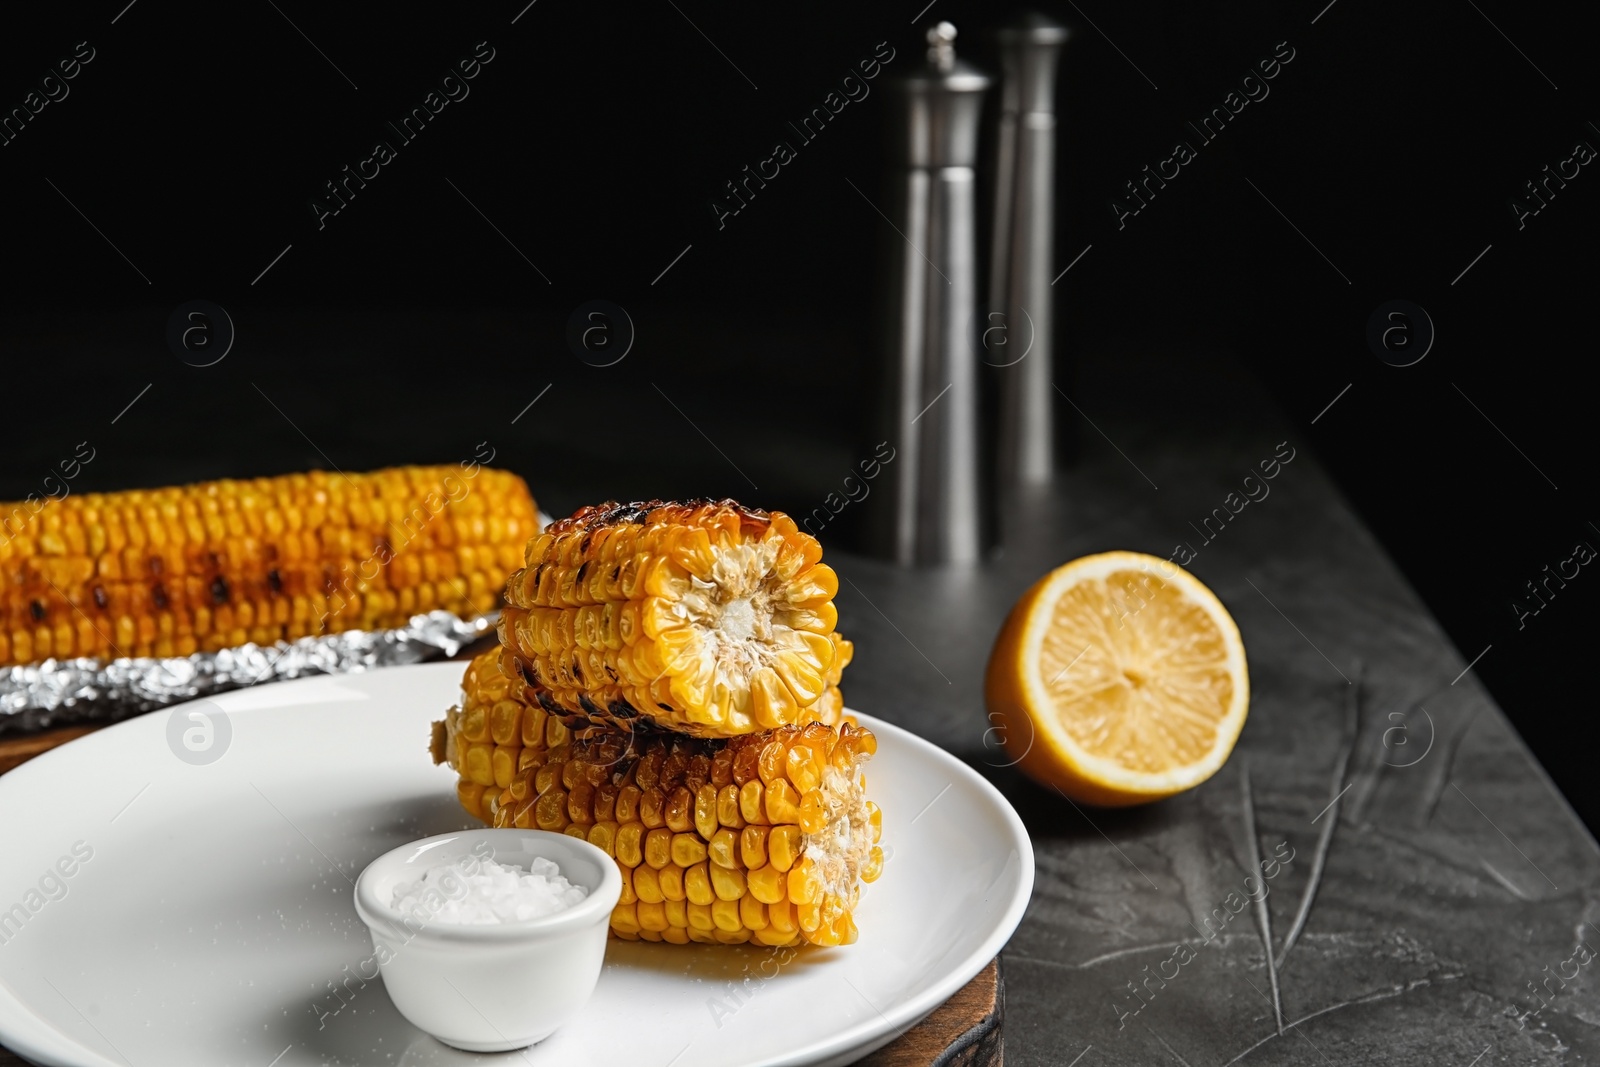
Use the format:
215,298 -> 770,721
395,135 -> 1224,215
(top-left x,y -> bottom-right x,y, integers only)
0,466 -> 537,665
499,500 -> 848,737
432,648 -> 573,821
430,645 -> 856,824
430,650 -> 884,948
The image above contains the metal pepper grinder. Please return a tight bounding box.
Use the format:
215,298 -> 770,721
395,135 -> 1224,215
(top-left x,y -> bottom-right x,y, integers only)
990,13 -> 1069,490
869,23 -> 992,566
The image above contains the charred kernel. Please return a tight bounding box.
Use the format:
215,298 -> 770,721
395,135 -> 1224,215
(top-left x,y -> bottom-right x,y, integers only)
211,576 -> 230,604
636,751 -> 662,791
710,751 -> 734,788
639,788 -> 666,828
568,782 -> 595,824
92,585 -> 109,610
664,786 -> 694,833
593,782 -> 619,823
684,753 -> 711,790
732,743 -> 761,784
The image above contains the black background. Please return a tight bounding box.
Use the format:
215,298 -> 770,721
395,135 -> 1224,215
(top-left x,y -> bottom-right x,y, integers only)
2,2 -> 1596,829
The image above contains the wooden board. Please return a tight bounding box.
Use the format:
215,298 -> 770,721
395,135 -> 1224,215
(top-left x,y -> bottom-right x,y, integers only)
0,643 -> 1003,1066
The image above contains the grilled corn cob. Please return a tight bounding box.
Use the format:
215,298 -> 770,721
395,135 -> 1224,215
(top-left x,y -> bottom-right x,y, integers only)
499,500 -> 847,737
432,648 -> 573,821
432,644 -> 859,833
0,466 -> 537,664
430,650 -> 885,947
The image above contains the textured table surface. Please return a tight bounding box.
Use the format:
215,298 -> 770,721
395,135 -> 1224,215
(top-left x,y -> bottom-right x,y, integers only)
823,347 -> 1600,1066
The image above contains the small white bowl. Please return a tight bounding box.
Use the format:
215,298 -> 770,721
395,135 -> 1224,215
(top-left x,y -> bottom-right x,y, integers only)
354,828 -> 622,1052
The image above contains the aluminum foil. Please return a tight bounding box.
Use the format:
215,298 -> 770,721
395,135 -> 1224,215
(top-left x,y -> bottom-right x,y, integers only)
0,610 -> 497,735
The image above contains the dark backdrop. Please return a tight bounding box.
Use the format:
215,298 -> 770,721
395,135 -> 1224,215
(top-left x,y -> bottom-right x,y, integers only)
3,1 -> 1597,829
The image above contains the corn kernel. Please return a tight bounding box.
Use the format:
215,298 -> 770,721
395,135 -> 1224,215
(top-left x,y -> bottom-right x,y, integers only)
671,833 -> 709,868
768,826 -> 802,872
658,863 -> 686,902
788,861 -> 821,905
637,901 -> 668,932
716,784 -> 745,829
694,784 -> 720,840
685,862 -> 715,906
765,779 -> 802,824
748,864 -> 785,904
740,780 -> 768,825
711,898 -> 743,933
710,864 -> 746,902
634,865 -> 664,904
708,828 -> 740,869
616,823 -> 644,867
644,827 -> 673,869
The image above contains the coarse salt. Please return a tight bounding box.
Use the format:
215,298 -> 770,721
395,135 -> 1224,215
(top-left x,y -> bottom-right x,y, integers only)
391,856 -> 589,924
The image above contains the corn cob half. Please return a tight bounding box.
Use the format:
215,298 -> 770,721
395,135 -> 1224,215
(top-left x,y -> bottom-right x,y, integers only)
431,650 -> 885,947
433,648 -> 574,821
499,500 -> 847,737
0,465 -> 537,665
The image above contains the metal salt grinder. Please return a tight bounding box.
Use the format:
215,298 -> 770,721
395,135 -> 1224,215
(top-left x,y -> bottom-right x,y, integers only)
989,14 -> 1069,489
874,23 -> 992,566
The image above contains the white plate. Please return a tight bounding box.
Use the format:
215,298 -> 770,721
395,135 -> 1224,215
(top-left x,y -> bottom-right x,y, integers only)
0,663 -> 1032,1067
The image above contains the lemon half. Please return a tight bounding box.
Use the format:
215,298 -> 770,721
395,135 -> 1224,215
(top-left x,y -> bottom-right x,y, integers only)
985,551 -> 1249,806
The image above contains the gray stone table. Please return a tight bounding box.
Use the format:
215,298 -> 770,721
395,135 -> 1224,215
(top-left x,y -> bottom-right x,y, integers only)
828,346 -> 1600,1066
